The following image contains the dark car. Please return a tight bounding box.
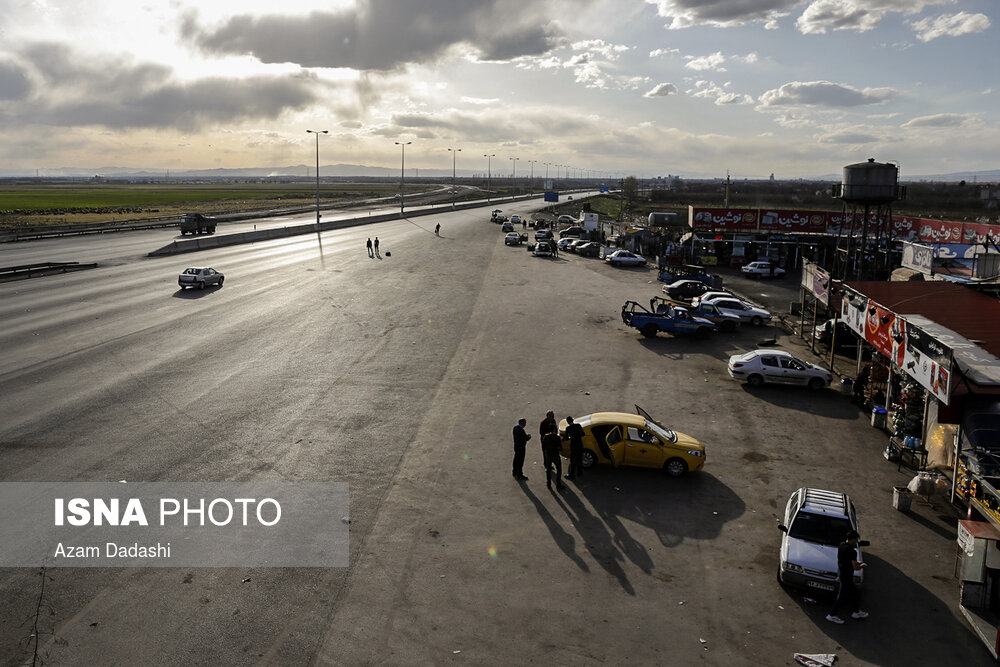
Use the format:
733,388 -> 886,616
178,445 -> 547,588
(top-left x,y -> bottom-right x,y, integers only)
814,319 -> 858,351
576,242 -> 602,257
559,226 -> 586,238
663,279 -> 712,300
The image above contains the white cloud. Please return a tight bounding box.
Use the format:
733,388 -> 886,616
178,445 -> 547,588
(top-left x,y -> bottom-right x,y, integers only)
910,12 -> 991,42
795,0 -> 885,34
689,80 -> 753,105
901,113 -> 975,128
645,0 -> 800,29
685,51 -> 727,72
644,82 -> 678,97
758,80 -> 899,108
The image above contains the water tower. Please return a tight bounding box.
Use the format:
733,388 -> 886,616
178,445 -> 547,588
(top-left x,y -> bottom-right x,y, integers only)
831,158 -> 905,281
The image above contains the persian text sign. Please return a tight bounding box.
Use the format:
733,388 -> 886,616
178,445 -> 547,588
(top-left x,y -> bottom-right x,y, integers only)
759,210 -> 828,233
689,207 -> 758,230
0,482 -> 349,567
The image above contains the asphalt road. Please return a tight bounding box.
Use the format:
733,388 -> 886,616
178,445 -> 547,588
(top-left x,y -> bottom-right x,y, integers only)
0,205 -> 991,666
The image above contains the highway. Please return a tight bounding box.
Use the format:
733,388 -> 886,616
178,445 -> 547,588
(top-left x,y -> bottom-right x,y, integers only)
0,203 -> 991,665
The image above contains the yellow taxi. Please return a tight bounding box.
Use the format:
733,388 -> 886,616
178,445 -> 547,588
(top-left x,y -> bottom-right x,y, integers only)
557,405 -> 705,477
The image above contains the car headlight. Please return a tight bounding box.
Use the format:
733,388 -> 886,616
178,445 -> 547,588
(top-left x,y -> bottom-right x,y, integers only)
687,450 -> 703,457
783,562 -> 804,574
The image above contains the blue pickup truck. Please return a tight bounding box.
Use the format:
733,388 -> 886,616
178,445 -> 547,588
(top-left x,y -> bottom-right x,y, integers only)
621,301 -> 716,338
650,296 -> 741,332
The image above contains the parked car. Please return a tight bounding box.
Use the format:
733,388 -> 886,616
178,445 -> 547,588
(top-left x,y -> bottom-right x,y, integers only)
576,242 -> 602,257
504,232 -> 523,246
814,319 -> 859,352
178,267 -> 224,290
662,279 -> 713,300
742,261 -> 786,279
657,264 -> 714,286
605,250 -> 646,267
501,221 -> 514,233
559,226 -> 586,238
700,296 -> 771,326
621,301 -> 716,339
510,215 -> 521,225
532,240 -> 554,257
650,297 -> 741,332
556,405 -> 705,477
567,239 -> 590,253
557,237 -> 577,252
557,215 -> 577,224
778,488 -> 868,593
727,350 -> 832,389
535,229 -> 554,240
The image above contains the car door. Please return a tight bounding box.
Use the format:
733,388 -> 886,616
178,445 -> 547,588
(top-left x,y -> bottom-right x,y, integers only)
715,299 -> 748,321
601,426 -> 628,468
622,426 -> 662,468
779,356 -> 809,384
758,355 -> 784,383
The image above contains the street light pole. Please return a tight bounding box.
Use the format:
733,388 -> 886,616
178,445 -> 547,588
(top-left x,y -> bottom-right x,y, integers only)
306,129 -> 328,267
509,157 -> 518,200
484,153 -> 495,202
395,141 -> 411,215
448,148 -> 461,208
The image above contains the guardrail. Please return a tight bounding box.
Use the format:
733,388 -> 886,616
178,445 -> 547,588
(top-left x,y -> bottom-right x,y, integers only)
0,261 -> 99,281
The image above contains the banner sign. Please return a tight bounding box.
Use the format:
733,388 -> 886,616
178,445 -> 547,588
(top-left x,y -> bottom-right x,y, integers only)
901,242 -> 934,274
690,207 -> 758,230
902,324 -> 952,404
841,291 -> 869,338
759,210 -> 828,233
864,302 -> 896,359
811,264 -> 831,306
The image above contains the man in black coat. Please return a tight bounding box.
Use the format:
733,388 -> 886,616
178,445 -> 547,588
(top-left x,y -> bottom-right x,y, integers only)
511,418 -> 530,481
564,415 -> 585,480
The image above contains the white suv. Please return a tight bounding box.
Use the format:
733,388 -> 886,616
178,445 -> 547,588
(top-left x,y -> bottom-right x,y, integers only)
778,488 -> 867,593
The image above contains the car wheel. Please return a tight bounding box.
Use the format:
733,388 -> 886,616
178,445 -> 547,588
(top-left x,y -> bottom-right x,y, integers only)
198,281 -> 205,290
580,449 -> 597,468
640,324 -> 658,338
750,316 -> 763,326
217,277 -> 224,287
747,374 -> 764,387
808,377 -> 825,391
664,458 -> 688,477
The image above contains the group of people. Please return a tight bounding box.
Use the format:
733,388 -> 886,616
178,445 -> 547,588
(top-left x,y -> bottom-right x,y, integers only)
366,237 -> 380,258
511,411 -> 585,490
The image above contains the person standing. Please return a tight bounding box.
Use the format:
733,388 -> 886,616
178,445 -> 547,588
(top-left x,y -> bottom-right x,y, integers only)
542,430 -> 566,490
826,530 -> 869,624
511,419 -> 530,481
366,238 -> 374,258
564,415 -> 585,480
435,224 -> 440,235
374,237 -> 380,257
539,410 -> 557,440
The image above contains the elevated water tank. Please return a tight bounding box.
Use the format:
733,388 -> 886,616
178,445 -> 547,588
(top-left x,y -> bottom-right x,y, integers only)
839,158 -> 899,203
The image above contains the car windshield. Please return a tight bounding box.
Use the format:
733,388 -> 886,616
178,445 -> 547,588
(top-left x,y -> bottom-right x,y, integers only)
788,512 -> 853,546
645,420 -> 677,444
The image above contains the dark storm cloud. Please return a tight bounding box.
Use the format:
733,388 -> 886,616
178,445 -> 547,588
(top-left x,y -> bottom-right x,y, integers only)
0,60 -> 31,100
183,0 -> 571,70
5,43 -> 319,131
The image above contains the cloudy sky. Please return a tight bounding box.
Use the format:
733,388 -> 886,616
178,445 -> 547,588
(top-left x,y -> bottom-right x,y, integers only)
0,0 -> 996,178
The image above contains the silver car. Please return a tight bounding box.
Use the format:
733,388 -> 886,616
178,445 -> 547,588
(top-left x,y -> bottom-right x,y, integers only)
700,296 -> 771,326
778,488 -> 866,593
178,267 -> 224,290
727,350 -> 831,389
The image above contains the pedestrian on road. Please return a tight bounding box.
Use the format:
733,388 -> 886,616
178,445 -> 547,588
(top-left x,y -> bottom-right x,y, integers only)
542,430 -> 565,490
539,410 -> 557,440
511,418 -> 530,481
435,224 -> 440,235
564,415 -> 585,480
366,238 -> 374,258
374,237 -> 380,257
826,530 -> 869,624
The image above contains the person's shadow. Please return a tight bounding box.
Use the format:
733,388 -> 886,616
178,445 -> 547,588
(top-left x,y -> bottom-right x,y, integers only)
518,484 -> 590,574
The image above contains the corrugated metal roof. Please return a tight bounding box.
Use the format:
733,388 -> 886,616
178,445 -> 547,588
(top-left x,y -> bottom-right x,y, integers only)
844,281 -> 1000,359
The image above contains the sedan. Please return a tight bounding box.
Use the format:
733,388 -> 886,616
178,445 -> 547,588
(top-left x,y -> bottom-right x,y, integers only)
727,350 -> 832,390
559,226 -> 586,238
662,279 -> 712,300
556,237 -> 577,252
556,405 -> 705,477
178,267 -> 224,290
557,215 -> 577,224
576,242 -> 602,257
504,232 -> 523,246
532,241 -> 554,257
534,229 -> 554,240
605,250 -> 646,267
700,296 -> 771,326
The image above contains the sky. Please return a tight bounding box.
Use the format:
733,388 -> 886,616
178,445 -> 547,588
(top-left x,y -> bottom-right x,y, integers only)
0,0 -> 996,179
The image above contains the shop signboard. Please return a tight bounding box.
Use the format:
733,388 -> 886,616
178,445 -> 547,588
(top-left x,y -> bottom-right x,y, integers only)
811,264 -> 831,306
864,302 -> 896,359
759,210 -> 828,233
901,242 -> 934,275
918,219 -> 963,244
961,222 -> 1000,247
689,207 -> 758,230
841,291 -> 869,338
891,217 -> 920,241
901,322 -> 952,404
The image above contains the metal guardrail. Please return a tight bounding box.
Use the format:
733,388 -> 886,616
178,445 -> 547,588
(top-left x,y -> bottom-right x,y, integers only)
0,261 -> 99,281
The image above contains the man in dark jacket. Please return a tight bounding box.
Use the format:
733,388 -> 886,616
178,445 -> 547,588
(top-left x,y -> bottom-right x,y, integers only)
511,418 -> 530,481
826,530 -> 869,624
542,430 -> 566,490
539,410 -> 557,439
564,415 -> 585,480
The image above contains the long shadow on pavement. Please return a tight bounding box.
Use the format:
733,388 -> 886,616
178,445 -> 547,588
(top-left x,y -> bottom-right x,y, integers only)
517,482 -> 590,574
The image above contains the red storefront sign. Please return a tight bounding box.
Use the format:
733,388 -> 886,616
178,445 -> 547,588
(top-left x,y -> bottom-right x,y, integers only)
689,208 -> 758,230
917,218 -> 963,244
759,210 -> 828,233
864,302 -> 895,359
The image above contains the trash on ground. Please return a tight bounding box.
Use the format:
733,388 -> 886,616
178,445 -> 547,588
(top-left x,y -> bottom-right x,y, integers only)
793,653 -> 837,667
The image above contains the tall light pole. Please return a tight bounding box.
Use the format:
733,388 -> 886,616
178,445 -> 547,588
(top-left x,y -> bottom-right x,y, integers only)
306,129 -> 328,267
528,159 -> 536,180
544,162 -> 550,181
395,140 -> 411,215
509,157 -> 519,200
447,147 -> 461,208
484,153 -> 495,202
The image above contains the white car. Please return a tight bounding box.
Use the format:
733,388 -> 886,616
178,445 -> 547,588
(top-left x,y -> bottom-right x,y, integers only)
605,250 -> 646,267
727,350 -> 832,389
557,215 -> 577,224
532,241 -> 554,257
742,261 -> 786,279
510,215 -> 522,225
778,488 -> 866,593
691,291 -> 733,306
700,296 -> 771,326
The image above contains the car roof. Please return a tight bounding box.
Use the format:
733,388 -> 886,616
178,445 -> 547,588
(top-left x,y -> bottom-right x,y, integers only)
579,412 -> 646,427
751,349 -> 793,357
797,488 -> 850,517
